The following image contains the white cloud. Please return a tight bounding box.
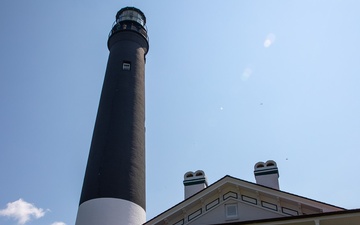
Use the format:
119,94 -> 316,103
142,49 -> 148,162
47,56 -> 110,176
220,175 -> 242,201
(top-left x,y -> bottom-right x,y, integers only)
242,67 -> 253,81
51,222 -> 67,225
0,199 -> 45,225
264,33 -> 276,48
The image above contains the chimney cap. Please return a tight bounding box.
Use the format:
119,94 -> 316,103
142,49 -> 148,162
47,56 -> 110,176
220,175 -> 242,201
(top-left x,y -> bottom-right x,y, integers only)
254,160 -> 277,170
184,170 -> 205,179
183,170 -> 208,186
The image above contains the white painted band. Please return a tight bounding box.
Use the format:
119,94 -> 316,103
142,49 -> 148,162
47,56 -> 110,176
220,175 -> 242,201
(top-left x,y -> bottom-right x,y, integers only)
75,198 -> 146,225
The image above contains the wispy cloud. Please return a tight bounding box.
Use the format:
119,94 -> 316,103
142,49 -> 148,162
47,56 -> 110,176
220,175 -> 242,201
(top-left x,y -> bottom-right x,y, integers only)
242,67 -> 253,81
0,199 -> 45,224
264,33 -> 276,48
51,222 -> 67,225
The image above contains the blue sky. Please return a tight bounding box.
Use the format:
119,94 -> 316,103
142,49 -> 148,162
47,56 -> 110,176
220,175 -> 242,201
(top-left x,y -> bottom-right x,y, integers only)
1,1 -> 360,224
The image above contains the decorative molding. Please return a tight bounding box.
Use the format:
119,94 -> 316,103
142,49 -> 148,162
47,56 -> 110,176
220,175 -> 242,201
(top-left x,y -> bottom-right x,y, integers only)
241,195 -> 257,205
254,168 -> 278,176
282,207 -> 299,216
183,177 -> 207,186
223,191 -> 238,200
206,198 -> 220,211
188,209 -> 202,221
173,219 -> 184,225
255,191 -> 261,201
261,201 -> 278,211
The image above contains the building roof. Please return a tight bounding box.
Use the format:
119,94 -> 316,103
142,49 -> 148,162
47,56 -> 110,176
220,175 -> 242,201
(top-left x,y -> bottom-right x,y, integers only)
145,175 -> 345,225
215,208 -> 360,225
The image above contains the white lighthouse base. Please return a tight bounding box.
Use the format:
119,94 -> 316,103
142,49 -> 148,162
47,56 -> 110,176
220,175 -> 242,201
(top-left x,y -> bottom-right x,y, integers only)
75,198 -> 146,225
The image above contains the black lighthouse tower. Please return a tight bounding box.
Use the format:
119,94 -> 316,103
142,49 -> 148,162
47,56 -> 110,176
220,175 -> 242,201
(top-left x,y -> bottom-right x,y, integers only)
75,7 -> 149,225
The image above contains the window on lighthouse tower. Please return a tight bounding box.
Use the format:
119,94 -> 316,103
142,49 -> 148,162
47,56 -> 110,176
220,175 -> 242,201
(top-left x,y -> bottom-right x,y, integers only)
123,62 -> 131,70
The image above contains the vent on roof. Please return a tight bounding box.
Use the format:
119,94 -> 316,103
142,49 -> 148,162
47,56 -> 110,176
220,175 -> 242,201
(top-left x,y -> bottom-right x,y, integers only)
225,204 -> 238,220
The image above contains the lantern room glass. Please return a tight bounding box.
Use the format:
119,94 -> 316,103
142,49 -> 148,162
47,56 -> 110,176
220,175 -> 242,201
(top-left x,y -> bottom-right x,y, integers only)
117,10 -> 145,26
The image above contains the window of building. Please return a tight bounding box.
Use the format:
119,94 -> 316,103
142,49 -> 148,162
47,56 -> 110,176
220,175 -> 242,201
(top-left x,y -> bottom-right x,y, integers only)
123,62 -> 131,70
225,204 -> 238,220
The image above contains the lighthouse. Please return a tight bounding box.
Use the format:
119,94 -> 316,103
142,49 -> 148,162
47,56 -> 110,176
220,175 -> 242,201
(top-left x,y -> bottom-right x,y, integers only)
75,7 -> 149,225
